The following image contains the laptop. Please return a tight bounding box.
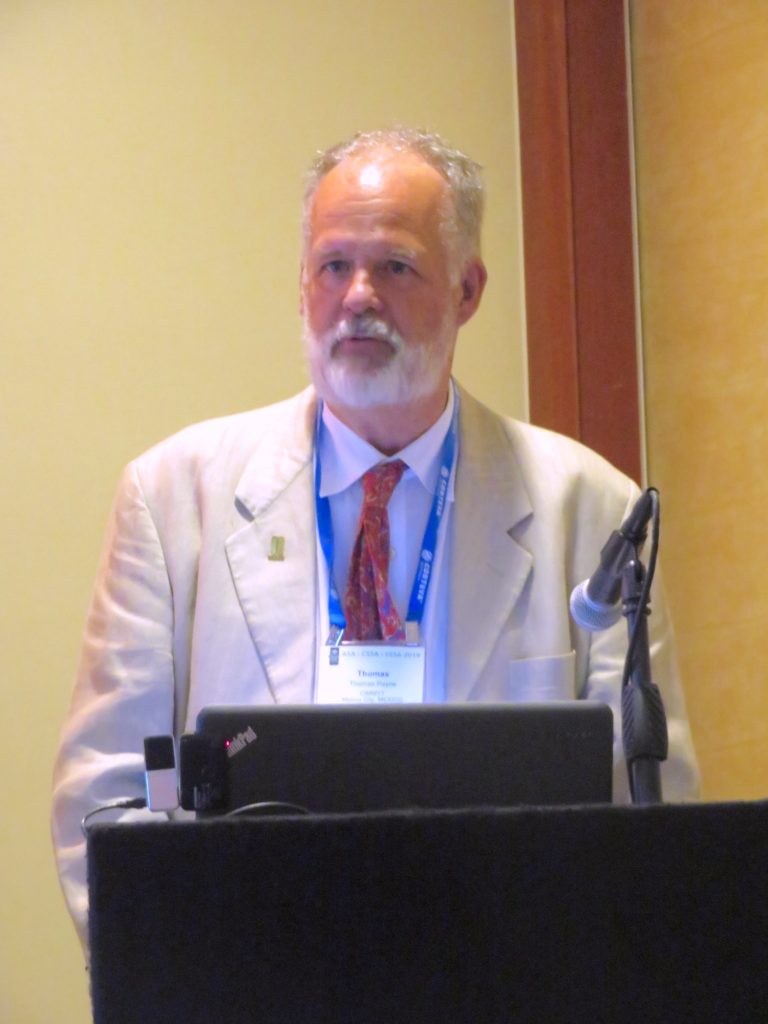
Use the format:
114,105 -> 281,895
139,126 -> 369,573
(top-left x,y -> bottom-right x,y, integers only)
179,702 -> 613,815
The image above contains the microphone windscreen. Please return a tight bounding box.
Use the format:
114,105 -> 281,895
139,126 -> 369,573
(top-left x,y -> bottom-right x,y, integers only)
569,579 -> 623,632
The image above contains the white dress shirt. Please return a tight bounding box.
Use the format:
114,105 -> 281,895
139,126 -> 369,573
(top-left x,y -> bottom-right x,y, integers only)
314,386 -> 457,702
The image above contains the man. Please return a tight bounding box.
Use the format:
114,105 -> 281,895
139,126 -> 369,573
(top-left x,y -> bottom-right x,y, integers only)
52,127 -> 699,951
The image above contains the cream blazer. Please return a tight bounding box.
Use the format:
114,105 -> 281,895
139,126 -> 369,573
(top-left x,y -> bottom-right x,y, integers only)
52,384 -> 699,948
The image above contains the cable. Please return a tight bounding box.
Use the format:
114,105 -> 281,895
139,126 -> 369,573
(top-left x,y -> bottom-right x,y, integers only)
81,797 -> 147,837
225,801 -> 311,818
621,487 -> 660,691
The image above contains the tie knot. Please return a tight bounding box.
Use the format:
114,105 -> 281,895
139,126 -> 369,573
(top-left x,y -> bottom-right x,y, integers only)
361,459 -> 406,509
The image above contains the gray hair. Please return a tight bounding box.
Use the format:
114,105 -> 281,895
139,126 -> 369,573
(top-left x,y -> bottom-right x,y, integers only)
302,127 -> 485,267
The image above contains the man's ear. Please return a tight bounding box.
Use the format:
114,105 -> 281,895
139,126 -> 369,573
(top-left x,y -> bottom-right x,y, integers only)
298,262 -> 305,316
456,259 -> 488,327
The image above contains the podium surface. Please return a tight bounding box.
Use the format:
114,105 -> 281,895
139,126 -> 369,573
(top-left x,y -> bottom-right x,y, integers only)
88,801 -> 768,1023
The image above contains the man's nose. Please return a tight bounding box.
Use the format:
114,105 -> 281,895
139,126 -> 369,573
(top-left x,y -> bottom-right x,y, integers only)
342,268 -> 381,314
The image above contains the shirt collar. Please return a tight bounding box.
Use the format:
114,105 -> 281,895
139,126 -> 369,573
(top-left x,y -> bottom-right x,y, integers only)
318,383 -> 456,498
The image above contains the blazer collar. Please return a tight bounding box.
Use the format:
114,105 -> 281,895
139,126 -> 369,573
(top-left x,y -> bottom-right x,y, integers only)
233,386 -> 318,518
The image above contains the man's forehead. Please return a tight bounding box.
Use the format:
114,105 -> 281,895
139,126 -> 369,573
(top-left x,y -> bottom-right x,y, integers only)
309,150 -> 449,235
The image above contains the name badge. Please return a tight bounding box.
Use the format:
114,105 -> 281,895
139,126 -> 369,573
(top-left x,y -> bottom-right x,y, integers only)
316,642 -> 425,704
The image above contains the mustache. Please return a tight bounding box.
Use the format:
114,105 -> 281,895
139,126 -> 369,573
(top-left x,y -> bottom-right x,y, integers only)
330,316 -> 403,349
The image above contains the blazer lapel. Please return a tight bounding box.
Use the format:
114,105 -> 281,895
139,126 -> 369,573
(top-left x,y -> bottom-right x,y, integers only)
446,388 -> 533,701
225,389 -> 318,704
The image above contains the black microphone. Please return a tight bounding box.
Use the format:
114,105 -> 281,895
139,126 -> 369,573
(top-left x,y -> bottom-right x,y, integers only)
569,489 -> 655,631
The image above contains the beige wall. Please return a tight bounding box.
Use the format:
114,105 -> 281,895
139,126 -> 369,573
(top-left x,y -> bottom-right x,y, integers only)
0,2 -> 524,1019
631,1 -> 768,799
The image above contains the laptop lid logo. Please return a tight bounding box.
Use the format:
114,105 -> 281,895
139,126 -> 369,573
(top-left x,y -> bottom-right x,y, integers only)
225,726 -> 257,759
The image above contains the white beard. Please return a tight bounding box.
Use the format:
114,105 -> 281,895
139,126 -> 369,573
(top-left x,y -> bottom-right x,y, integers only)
302,312 -> 455,409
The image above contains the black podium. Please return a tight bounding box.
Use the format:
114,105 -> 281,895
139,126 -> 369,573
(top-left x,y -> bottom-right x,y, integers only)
88,802 -> 768,1023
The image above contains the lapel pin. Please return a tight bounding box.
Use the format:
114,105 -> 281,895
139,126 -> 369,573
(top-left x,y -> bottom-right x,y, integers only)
268,535 -> 286,561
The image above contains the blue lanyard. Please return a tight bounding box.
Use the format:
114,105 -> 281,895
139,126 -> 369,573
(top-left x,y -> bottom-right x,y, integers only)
315,391 -> 459,640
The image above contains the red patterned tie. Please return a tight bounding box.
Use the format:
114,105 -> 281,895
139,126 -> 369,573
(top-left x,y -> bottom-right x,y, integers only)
343,460 -> 406,641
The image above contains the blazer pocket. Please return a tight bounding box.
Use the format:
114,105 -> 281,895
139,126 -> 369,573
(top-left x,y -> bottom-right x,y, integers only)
506,651 -> 576,702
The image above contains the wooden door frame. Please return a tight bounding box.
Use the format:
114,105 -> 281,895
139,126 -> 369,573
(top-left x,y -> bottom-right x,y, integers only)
514,0 -> 642,483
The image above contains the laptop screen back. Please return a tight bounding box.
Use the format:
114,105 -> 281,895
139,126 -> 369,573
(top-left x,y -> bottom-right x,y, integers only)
184,702 -> 613,815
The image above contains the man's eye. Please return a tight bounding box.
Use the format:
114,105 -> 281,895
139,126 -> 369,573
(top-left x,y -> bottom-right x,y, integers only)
388,260 -> 411,275
323,259 -> 350,275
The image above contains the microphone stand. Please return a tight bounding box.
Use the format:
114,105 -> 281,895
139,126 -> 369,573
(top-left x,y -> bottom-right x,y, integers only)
620,558 -> 669,804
